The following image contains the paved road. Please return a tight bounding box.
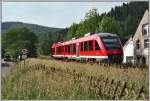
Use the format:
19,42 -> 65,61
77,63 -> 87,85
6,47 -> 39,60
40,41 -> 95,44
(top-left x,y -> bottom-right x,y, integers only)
1,59 -> 13,78
1,59 -> 13,89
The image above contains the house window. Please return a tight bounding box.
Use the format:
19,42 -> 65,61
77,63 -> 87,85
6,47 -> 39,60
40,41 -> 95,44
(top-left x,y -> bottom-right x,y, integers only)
136,40 -> 140,49
144,39 -> 148,48
142,23 -> 148,36
126,56 -> 133,63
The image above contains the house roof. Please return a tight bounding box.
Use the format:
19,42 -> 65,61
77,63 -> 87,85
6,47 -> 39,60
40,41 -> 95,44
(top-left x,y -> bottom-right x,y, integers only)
123,9 -> 149,48
123,37 -> 133,48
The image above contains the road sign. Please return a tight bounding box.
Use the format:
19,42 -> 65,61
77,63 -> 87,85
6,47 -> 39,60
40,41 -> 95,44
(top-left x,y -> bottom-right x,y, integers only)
22,54 -> 27,59
22,48 -> 28,55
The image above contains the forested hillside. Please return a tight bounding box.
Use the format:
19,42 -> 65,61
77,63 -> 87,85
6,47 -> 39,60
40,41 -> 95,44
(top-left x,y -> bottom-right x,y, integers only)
2,22 -> 63,36
107,1 -> 148,43
66,1 -> 148,44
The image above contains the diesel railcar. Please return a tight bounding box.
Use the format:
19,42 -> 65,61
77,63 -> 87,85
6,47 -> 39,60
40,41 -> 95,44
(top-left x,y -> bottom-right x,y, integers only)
51,33 -> 123,63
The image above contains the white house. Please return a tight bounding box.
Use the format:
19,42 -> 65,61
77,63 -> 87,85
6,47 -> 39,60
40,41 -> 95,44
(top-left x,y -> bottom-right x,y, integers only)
123,37 -> 134,63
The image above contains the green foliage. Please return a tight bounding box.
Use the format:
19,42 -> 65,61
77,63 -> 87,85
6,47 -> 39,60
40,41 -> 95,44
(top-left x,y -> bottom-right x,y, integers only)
75,22 -> 86,37
107,1 -> 148,39
66,2 -> 148,44
37,28 -> 68,55
37,32 -> 53,55
83,8 -> 100,32
66,23 -> 79,40
2,27 -> 37,58
97,16 -> 122,37
67,8 -> 101,39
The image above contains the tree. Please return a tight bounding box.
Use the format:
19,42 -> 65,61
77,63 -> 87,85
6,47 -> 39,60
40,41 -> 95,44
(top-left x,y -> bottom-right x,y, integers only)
106,1 -> 148,41
2,27 -> 37,58
97,16 -> 122,37
75,22 -> 86,37
84,8 -> 100,32
66,23 -> 78,40
37,32 -> 58,55
37,33 -> 53,55
71,8 -> 101,39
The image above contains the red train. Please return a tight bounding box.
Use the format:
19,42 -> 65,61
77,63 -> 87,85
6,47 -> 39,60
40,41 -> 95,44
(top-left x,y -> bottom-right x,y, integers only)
51,32 -> 123,63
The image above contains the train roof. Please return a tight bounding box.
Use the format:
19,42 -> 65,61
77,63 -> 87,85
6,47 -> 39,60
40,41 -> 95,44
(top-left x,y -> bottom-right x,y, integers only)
51,32 -> 118,48
98,33 -> 117,37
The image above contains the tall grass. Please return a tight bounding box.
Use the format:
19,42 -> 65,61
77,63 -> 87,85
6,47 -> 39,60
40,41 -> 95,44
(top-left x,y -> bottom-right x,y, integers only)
2,58 -> 148,99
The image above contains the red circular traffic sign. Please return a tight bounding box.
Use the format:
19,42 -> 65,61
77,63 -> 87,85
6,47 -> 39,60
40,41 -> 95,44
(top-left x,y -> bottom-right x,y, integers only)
22,48 -> 28,54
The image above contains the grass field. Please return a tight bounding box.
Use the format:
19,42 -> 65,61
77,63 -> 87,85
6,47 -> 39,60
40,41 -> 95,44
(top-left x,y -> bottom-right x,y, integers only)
2,58 -> 149,100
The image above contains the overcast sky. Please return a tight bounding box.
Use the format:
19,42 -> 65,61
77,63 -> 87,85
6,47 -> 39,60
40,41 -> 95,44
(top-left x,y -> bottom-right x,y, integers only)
2,2 -> 127,28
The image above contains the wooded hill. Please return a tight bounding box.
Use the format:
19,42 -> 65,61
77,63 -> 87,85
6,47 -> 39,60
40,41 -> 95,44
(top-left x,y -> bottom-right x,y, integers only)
2,22 -> 63,36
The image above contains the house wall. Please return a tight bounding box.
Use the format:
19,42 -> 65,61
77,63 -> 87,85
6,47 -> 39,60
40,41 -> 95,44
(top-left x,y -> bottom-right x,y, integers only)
123,39 -> 134,63
132,10 -> 149,66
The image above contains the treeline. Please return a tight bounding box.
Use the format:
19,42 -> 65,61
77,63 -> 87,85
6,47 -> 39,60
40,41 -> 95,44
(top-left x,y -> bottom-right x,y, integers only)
2,1 -> 148,58
2,28 -> 37,58
2,27 -> 68,58
66,1 -> 148,44
37,28 -> 68,55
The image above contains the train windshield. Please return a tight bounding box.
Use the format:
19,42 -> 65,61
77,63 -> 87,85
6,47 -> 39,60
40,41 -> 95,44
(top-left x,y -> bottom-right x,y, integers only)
101,37 -> 121,50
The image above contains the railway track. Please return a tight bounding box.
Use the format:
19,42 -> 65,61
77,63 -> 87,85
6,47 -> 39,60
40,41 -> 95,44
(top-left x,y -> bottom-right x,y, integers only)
38,56 -> 147,68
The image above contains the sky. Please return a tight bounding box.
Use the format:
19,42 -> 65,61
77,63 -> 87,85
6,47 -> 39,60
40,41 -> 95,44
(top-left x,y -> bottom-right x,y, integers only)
2,2 -> 127,28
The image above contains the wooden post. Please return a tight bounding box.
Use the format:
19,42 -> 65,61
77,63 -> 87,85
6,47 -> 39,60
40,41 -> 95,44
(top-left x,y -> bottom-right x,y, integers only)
23,59 -> 25,68
137,86 -> 144,99
119,81 -> 127,98
113,80 -> 120,99
108,79 -> 114,95
103,78 -> 108,96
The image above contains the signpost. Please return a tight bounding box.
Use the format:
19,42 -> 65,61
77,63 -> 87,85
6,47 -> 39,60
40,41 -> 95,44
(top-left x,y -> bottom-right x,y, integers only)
20,48 -> 28,68
21,48 -> 28,59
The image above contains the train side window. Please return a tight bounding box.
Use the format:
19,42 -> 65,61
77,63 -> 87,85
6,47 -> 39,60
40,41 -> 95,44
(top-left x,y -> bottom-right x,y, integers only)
65,46 -> 67,53
68,45 -> 70,53
59,47 -> 60,53
56,48 -> 57,53
62,46 -> 64,52
71,44 -> 74,53
95,41 -> 100,50
57,47 -> 59,53
60,47 -> 61,53
80,42 -> 83,51
73,44 -> 76,53
61,47 -> 62,53
89,40 -> 93,51
84,41 -> 87,51
53,48 -> 55,53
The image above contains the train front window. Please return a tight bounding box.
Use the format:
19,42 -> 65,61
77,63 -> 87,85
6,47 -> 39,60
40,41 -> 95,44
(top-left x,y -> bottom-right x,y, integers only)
95,41 -> 100,50
102,37 -> 121,50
